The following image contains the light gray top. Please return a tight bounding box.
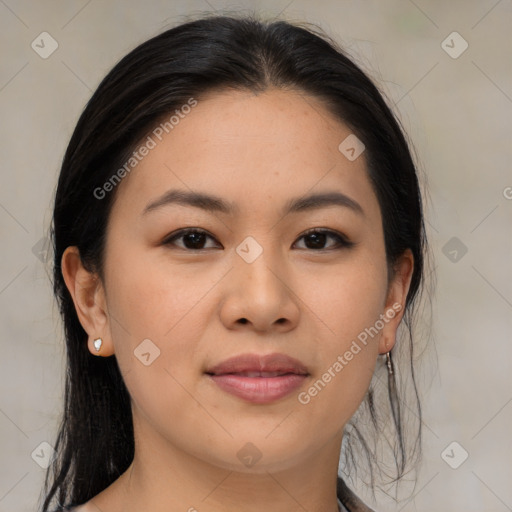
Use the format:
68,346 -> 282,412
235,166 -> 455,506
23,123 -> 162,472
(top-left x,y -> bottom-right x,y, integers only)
338,497 -> 350,511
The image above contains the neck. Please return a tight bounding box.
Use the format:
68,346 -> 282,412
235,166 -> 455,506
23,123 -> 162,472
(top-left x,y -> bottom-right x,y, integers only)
94,413 -> 343,512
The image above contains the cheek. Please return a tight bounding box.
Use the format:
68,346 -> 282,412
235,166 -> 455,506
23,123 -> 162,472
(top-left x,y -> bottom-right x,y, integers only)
103,255 -> 211,440
297,252 -> 387,422
105,241 -> 219,339
102,246 -> 216,397
305,249 -> 388,343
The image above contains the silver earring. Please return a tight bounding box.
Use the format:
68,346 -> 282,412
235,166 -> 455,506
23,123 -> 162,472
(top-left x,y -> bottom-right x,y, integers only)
93,338 -> 103,352
386,351 -> 394,375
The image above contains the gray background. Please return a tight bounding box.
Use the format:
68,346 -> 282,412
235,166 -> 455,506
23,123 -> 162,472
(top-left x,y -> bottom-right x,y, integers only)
1,1 -> 511,511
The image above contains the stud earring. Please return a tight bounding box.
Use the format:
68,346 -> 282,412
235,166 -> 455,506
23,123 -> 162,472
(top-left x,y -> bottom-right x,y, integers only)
93,338 -> 103,352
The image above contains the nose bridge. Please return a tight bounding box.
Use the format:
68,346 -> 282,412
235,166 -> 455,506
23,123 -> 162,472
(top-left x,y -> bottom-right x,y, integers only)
234,234 -> 285,298
222,233 -> 298,331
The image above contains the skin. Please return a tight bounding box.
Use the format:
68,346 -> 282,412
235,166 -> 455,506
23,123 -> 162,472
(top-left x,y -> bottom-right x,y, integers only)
62,88 -> 413,512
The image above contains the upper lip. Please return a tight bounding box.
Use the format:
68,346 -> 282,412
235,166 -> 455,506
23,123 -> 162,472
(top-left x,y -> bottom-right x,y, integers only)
206,353 -> 309,376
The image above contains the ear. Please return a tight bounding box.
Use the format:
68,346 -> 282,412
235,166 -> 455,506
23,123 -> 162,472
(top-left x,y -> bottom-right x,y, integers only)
61,246 -> 115,357
378,249 -> 414,355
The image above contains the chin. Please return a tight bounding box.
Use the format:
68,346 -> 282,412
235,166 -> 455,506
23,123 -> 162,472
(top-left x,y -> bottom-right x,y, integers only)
192,436 -> 315,474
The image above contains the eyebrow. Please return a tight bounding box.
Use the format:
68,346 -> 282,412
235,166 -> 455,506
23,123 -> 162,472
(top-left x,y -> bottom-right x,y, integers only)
142,189 -> 364,217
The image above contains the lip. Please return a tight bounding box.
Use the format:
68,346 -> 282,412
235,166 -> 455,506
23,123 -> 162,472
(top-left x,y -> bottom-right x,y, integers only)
205,353 -> 309,404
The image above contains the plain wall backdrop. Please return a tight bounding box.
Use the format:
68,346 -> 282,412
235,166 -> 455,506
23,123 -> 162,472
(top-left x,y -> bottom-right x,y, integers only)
0,1 -> 511,511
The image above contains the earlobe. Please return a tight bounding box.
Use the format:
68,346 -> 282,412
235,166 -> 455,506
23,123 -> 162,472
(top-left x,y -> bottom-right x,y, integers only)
61,246 -> 114,357
378,249 -> 414,355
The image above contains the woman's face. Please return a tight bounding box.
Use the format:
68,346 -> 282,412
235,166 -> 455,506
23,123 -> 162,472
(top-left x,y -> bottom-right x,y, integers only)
72,88 -> 411,474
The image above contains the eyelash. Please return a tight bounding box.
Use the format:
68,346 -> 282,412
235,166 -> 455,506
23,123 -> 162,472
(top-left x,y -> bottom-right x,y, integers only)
162,228 -> 355,252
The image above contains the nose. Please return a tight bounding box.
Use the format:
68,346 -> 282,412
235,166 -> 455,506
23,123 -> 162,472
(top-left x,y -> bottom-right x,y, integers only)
219,246 -> 300,334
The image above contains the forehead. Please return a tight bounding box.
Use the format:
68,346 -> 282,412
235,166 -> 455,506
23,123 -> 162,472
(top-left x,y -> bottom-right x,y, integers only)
109,88 -> 380,223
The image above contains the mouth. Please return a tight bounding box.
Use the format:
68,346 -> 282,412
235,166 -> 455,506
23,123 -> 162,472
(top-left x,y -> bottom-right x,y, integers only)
213,371 -> 300,377
205,353 -> 310,404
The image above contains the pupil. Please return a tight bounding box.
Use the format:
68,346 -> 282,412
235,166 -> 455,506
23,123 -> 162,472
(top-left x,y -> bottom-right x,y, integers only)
307,233 -> 325,249
185,232 -> 205,249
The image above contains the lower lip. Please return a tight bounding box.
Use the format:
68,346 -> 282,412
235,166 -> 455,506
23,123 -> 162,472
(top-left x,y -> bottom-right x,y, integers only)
208,374 -> 308,404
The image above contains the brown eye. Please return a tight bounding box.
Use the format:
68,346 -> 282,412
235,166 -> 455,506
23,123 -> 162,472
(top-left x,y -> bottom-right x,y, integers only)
294,229 -> 354,251
163,229 -> 220,250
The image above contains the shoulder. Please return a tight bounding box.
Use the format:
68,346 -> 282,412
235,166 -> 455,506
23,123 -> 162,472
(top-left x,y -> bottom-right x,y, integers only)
337,476 -> 376,512
52,504 -> 91,512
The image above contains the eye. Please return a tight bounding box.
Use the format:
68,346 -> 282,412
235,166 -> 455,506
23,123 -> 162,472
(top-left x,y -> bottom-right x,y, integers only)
293,228 -> 354,251
162,228 -> 220,250
163,227 -> 354,252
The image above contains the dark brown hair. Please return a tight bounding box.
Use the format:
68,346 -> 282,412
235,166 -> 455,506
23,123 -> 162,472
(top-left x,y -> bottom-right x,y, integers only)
41,13 -> 429,511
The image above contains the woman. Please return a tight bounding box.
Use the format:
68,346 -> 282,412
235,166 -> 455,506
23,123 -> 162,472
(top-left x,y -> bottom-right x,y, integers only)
40,13 -> 429,512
